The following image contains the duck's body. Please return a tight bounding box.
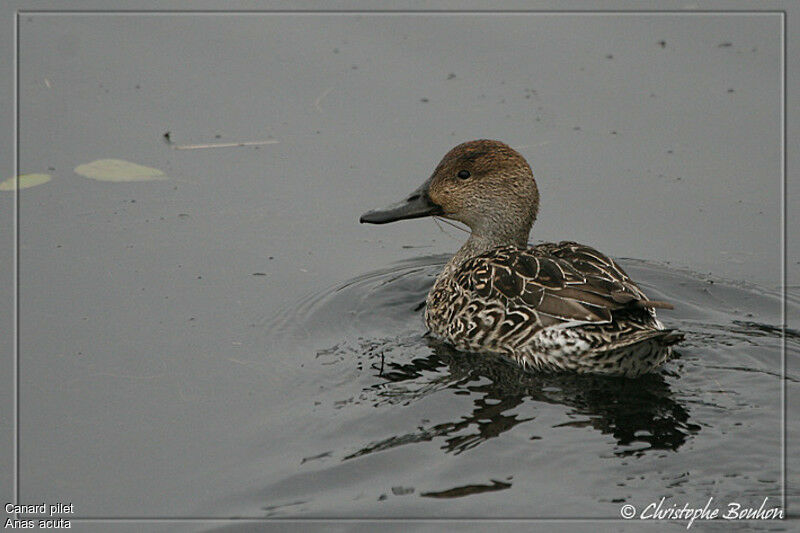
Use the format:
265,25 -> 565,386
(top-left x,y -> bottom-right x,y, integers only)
425,242 -> 680,377
361,140 -> 681,377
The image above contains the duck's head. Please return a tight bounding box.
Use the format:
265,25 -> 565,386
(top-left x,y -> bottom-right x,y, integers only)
360,139 -> 539,245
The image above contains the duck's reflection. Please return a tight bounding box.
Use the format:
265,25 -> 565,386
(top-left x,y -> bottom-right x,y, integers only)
345,339 -> 698,460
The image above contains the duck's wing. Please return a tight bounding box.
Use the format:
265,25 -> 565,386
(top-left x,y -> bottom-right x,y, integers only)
452,242 -> 659,329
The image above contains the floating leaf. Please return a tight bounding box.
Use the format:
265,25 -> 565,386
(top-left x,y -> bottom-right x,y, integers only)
0,173 -> 52,191
74,159 -> 167,182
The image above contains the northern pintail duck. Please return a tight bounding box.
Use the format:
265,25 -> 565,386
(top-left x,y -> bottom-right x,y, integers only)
360,140 -> 682,377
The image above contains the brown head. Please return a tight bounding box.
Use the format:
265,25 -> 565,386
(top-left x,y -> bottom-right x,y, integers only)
360,140 -> 539,247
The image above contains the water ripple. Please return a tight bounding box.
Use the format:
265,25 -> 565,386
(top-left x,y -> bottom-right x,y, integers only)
253,256 -> 793,513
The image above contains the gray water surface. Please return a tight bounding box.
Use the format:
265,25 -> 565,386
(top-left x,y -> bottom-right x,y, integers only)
2,9 -> 797,531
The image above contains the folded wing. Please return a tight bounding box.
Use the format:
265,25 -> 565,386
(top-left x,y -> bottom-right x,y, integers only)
453,242 -> 658,333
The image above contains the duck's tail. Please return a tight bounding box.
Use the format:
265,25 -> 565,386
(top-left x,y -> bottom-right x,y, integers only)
635,300 -> 675,310
658,329 -> 685,346
580,328 -> 684,377
591,328 -> 684,354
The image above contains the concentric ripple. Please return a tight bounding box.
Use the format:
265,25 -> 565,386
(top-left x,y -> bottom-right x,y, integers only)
249,255 -> 796,517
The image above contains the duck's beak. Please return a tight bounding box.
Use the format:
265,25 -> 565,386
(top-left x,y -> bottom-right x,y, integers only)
360,178 -> 442,224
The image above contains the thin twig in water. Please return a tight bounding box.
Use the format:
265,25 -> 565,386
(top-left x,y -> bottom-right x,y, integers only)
433,216 -> 470,240
174,140 -> 279,150
315,86 -> 334,112
432,217 -> 455,241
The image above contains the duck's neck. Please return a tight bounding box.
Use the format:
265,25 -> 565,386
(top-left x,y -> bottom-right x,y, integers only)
444,227 -> 529,275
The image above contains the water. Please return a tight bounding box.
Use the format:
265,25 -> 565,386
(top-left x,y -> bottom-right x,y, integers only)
212,255 -> 792,523
3,10 -> 798,533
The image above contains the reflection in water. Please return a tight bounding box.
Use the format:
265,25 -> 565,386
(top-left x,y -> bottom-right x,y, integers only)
343,338 -> 698,462
269,255 -> 790,508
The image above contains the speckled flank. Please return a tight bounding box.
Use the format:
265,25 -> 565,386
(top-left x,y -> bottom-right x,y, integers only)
363,140 -> 682,377
424,242 -> 680,377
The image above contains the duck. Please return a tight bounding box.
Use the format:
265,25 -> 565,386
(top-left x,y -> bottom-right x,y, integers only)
360,139 -> 682,377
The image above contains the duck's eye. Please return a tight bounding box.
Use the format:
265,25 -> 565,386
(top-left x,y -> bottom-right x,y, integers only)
457,170 -> 471,180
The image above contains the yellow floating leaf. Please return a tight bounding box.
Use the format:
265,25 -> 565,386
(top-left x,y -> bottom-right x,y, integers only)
74,159 -> 167,182
0,173 -> 52,191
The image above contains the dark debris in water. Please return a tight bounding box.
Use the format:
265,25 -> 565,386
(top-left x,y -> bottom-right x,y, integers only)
300,451 -> 332,464
421,479 -> 511,499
